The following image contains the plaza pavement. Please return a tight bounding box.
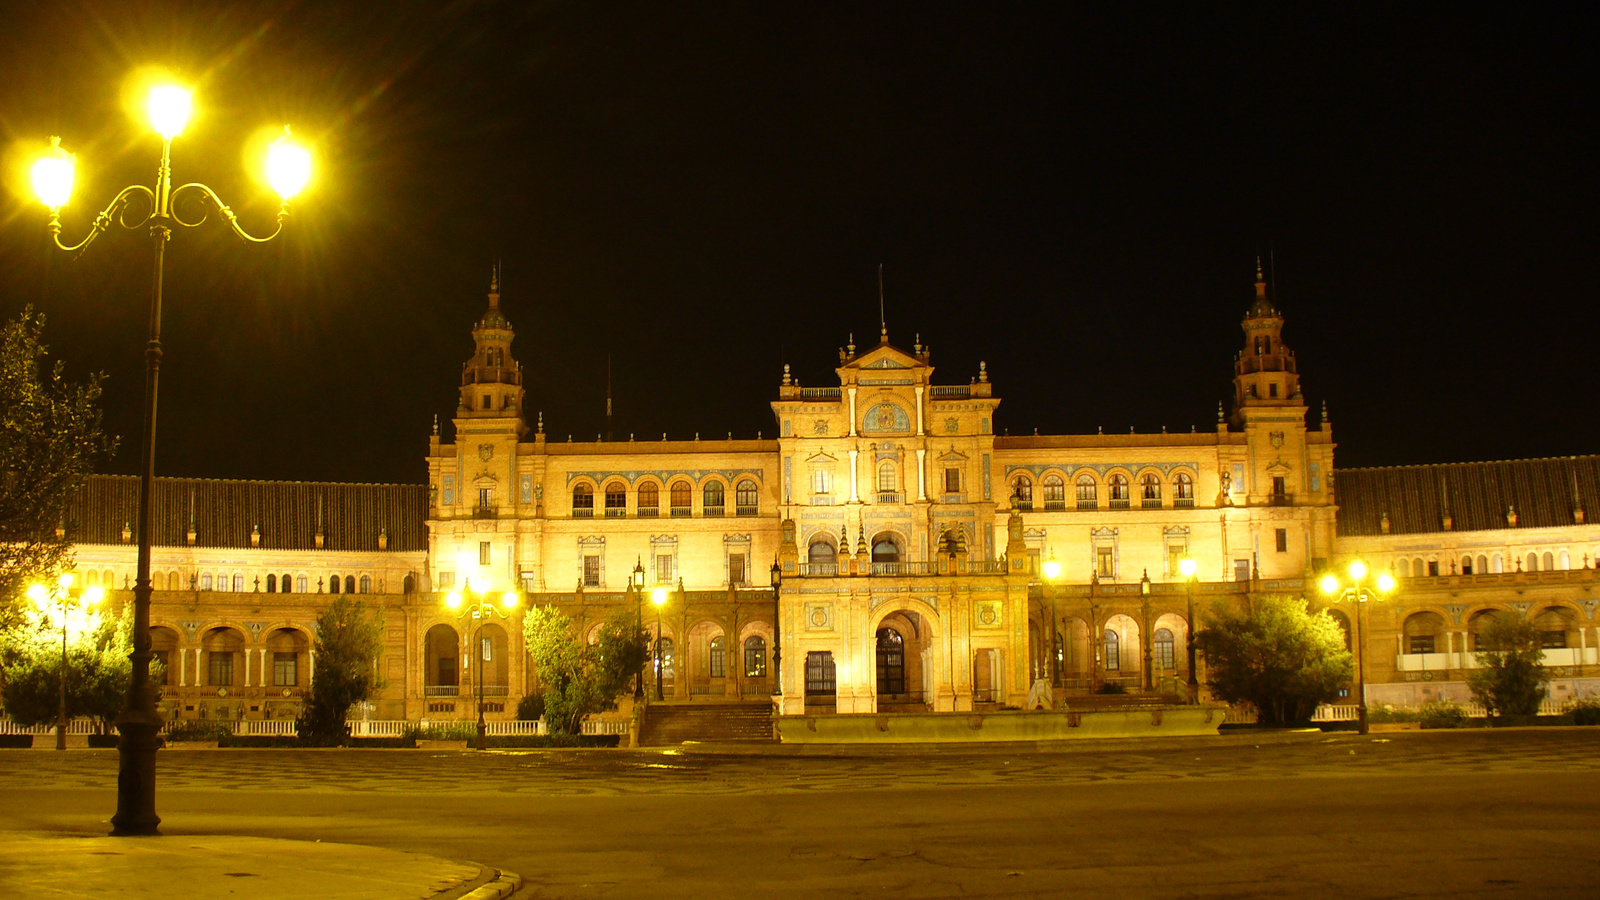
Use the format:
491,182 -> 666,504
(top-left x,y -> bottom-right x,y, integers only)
1,728 -> 1597,898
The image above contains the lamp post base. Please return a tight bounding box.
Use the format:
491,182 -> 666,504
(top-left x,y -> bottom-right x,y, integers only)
476,721 -> 487,751
109,716 -> 163,836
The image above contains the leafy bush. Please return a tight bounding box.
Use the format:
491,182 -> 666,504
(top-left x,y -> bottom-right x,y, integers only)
404,721 -> 478,742
164,721 -> 231,743
488,733 -> 620,749
218,734 -> 302,748
1196,596 -> 1353,725
297,596 -> 383,745
1419,700 -> 1467,729
516,692 -> 546,721
349,736 -> 414,749
1570,698 -> 1600,726
1466,614 -> 1549,718
1367,704 -> 1420,723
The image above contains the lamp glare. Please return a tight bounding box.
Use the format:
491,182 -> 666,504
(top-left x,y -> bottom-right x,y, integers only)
651,587 -> 668,607
1178,557 -> 1197,578
26,583 -> 48,604
147,85 -> 192,139
31,143 -> 74,208
1041,559 -> 1061,580
1319,574 -> 1340,595
445,591 -> 462,610
1348,560 -> 1368,580
266,129 -> 311,199
501,591 -> 518,610
84,586 -> 105,606
1376,572 -> 1396,593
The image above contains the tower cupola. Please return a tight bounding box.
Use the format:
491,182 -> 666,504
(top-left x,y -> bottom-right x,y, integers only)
1230,262 -> 1300,425
458,267 -> 527,435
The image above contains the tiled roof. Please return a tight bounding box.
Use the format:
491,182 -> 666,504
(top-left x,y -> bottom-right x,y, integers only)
1334,456 -> 1599,537
64,475 -> 427,552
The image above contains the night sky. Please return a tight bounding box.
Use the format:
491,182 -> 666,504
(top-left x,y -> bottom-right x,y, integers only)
1,3 -> 1594,485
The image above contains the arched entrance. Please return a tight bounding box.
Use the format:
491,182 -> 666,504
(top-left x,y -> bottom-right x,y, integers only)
424,624 -> 460,697
873,610 -> 930,711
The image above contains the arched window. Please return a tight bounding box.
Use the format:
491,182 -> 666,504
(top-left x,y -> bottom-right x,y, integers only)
1542,551 -> 1555,571
670,481 -> 692,516
572,484 -> 594,518
876,628 -> 905,695
1491,553 -> 1503,573
877,461 -> 897,498
604,482 -> 626,516
280,572 -> 292,593
1042,474 -> 1065,509
1460,556 -> 1474,575
266,574 -> 277,592
703,481 -> 726,515
736,479 -> 759,515
1140,473 -> 1161,507
1103,629 -> 1120,670
709,636 -> 726,678
1532,606 -> 1574,649
1476,554 -> 1488,575
808,539 -> 837,569
167,571 -> 181,591
1108,474 -> 1130,508
329,574 -> 341,594
1153,628 -> 1175,670
403,574 -> 416,594
744,635 -> 767,677
295,575 -> 308,593
1076,475 -> 1098,509
1468,609 -> 1501,651
233,574 -> 244,592
871,537 -> 901,564
1403,611 -> 1447,654
1173,472 -> 1194,507
1012,476 -> 1033,508
345,575 -> 356,594
1527,552 -> 1539,572
1558,549 -> 1571,570
359,575 -> 371,593
638,482 -> 660,517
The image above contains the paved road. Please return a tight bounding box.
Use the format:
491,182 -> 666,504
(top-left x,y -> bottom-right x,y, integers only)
4,729 -> 1598,898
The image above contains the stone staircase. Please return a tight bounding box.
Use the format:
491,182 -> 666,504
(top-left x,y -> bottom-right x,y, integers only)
639,701 -> 775,746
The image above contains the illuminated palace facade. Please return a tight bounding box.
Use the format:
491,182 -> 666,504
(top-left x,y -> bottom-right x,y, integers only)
56,274 -> 1600,726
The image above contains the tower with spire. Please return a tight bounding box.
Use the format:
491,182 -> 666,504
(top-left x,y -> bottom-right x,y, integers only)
457,264 -> 527,437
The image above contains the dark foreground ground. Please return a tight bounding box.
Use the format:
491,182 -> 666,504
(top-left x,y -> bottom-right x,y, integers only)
3,728 -> 1598,898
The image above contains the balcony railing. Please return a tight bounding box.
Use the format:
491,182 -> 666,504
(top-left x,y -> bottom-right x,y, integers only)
479,685 -> 510,698
638,507 -> 660,518
800,387 -> 842,399
797,562 -> 838,576
670,507 -> 692,517
876,492 -> 904,504
1141,498 -> 1162,509
736,505 -> 758,516
572,508 -> 593,518
871,561 -> 940,576
424,685 -> 460,698
1109,498 -> 1130,509
703,506 -> 725,518
1174,497 -> 1195,508
929,385 -> 971,398
605,507 -> 626,518
1268,493 -> 1293,507
1077,499 -> 1097,510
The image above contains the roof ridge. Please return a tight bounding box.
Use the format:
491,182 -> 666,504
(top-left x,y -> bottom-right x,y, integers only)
1336,454 -> 1600,473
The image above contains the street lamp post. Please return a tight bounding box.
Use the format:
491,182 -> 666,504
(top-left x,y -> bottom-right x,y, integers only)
446,575 -> 519,751
27,574 -> 105,750
1140,570 -> 1153,693
651,587 -> 668,700
769,562 -> 783,697
33,83 -> 309,836
1179,558 -> 1199,701
1041,558 -> 1062,690
1319,560 -> 1396,735
632,560 -> 646,701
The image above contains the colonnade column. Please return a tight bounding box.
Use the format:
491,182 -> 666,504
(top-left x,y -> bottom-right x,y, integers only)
178,648 -> 188,686
848,449 -> 860,503
916,449 -> 927,501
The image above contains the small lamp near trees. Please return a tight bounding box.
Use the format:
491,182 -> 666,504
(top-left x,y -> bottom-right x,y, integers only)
1319,560 -> 1396,734
26,573 -> 105,750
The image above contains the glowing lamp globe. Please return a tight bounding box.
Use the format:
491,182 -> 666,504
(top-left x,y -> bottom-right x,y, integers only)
266,129 -> 311,199
1376,572 -> 1396,593
31,139 -> 74,209
1041,559 -> 1061,580
26,583 -> 48,604
651,587 -> 668,607
445,591 -> 462,611
1348,560 -> 1368,581
1178,558 -> 1197,578
501,591 -> 518,611
1319,574 -> 1340,596
147,85 -> 192,139
83,586 -> 105,606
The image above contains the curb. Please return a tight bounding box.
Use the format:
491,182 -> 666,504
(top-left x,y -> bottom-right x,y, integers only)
461,868 -> 522,899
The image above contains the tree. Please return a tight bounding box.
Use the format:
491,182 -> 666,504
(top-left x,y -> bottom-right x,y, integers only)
1196,595 -> 1354,725
0,597 -> 149,733
1466,613 -> 1548,719
0,310 -> 114,619
523,604 -> 649,736
297,595 -> 384,744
